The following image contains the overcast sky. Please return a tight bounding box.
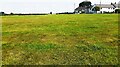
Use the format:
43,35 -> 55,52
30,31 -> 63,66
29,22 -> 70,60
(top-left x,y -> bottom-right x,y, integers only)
0,0 -> 119,13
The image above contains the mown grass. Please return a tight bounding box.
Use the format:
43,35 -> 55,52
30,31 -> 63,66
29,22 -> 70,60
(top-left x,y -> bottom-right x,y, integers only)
2,14 -> 118,65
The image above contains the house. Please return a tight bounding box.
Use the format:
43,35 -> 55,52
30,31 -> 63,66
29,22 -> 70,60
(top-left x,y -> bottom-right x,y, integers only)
74,1 -> 119,14
74,6 -> 94,14
93,3 -> 118,13
74,0 -> 93,14
75,7 -> 88,14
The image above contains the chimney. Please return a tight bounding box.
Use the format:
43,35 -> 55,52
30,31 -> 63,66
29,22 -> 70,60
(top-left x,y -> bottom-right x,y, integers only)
111,2 -> 113,5
111,2 -> 116,8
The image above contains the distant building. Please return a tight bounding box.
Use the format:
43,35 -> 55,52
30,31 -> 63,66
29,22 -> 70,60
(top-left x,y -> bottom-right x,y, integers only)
93,3 -> 118,13
74,6 -> 93,14
74,2 -> 119,14
0,12 -> 5,16
74,0 -> 93,14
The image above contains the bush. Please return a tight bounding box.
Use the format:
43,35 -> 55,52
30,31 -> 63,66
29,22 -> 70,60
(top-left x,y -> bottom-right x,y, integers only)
102,11 -> 115,14
115,9 -> 120,13
93,6 -> 100,11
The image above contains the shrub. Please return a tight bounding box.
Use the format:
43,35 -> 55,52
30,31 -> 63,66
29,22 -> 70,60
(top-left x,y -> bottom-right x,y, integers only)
115,9 -> 120,13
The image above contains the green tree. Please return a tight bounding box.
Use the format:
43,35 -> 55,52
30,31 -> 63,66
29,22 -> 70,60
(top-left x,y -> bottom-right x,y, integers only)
79,1 -> 92,8
115,9 -> 120,13
79,1 -> 92,13
50,12 -> 52,14
10,12 -> 14,15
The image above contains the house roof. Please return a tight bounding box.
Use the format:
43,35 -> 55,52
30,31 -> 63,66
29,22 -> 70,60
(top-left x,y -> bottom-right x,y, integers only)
95,4 -> 115,8
75,7 -> 87,11
114,4 -> 118,8
75,6 -> 93,11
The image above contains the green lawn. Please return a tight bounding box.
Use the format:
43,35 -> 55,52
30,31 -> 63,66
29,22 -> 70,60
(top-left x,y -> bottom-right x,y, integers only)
2,14 -> 118,65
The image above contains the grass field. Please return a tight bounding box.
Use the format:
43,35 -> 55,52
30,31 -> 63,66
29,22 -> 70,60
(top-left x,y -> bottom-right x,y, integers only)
2,14 -> 118,65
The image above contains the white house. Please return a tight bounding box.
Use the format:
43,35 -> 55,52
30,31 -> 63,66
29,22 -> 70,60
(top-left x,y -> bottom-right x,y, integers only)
93,3 -> 118,13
